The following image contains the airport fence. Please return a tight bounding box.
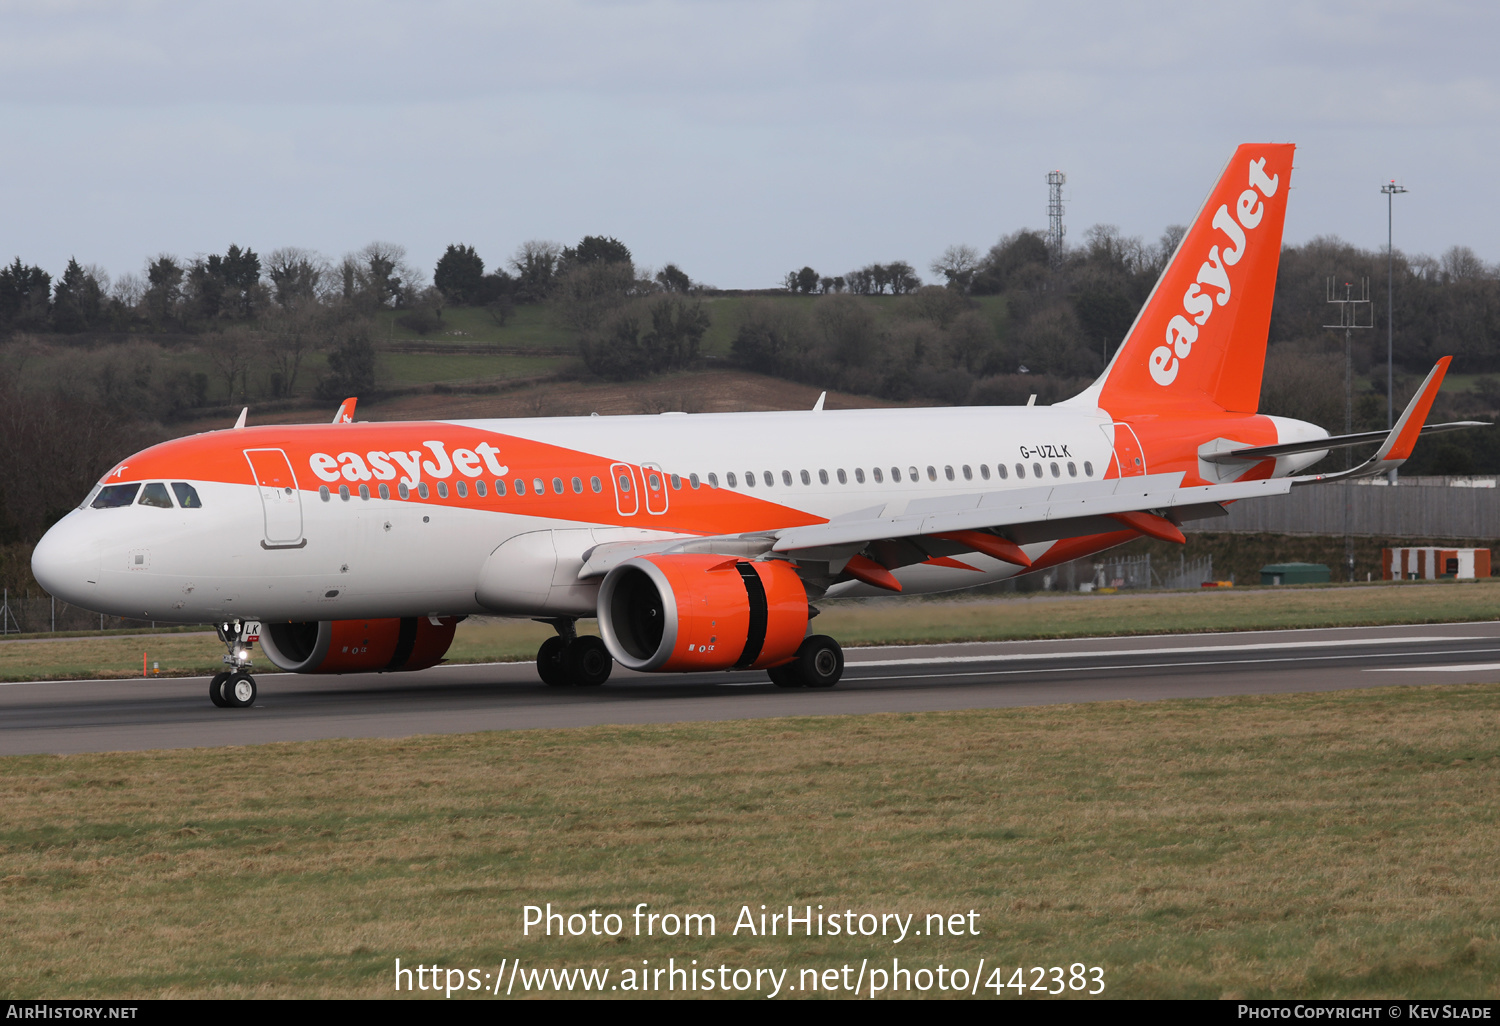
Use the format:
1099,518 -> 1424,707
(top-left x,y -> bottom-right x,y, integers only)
1185,478 -> 1500,539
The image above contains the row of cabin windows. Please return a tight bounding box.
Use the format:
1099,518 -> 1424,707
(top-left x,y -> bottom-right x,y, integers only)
320,476 -> 613,502
316,460 -> 1098,503
702,461 -> 1094,489
90,481 -> 204,509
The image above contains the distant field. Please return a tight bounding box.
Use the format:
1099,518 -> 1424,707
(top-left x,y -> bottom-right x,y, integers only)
3,582 -> 1495,683
2,683 -> 1498,997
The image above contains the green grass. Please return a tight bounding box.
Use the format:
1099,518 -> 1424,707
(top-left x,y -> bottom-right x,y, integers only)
379,353 -> 566,386
3,684 -> 1499,997
378,304 -> 573,348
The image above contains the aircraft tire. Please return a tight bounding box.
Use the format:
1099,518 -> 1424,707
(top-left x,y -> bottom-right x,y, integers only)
767,665 -> 802,687
567,636 -> 613,686
209,672 -> 232,708
226,672 -> 257,708
537,637 -> 569,686
795,635 -> 844,688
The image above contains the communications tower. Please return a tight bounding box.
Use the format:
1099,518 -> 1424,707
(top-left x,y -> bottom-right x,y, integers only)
1046,170 -> 1066,266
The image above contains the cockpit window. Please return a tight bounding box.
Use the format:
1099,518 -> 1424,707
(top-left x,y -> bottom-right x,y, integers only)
138,482 -> 174,508
171,482 -> 203,508
91,483 -> 141,508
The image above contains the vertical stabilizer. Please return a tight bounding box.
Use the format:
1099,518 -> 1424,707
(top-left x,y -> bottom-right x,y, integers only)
1069,143 -> 1295,415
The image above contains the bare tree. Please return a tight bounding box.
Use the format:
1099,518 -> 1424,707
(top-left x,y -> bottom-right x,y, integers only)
510,240 -> 562,302
930,244 -> 980,293
266,247 -> 327,310
207,326 -> 255,402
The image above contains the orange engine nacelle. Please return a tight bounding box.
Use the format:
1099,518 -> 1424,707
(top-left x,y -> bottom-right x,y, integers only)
258,617 -> 459,674
597,554 -> 809,672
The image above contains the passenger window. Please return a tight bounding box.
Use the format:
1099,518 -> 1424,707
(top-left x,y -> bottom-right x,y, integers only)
171,482 -> 203,508
689,473 -> 700,489
836,469 -> 847,484
495,479 -> 508,496
854,468 -> 865,483
1015,464 -> 1025,479
591,476 -> 602,493
979,465 -> 990,481
573,477 -> 584,494
92,483 -> 141,508
944,466 -> 955,481
475,481 -> 486,497
514,479 -> 526,496
535,478 -> 547,495
436,482 -> 448,499
891,467 -> 901,482
552,477 -> 564,494
726,472 -> 737,487
763,471 -> 774,487
909,466 -> 919,482
417,484 -> 429,499
138,482 -> 173,508
782,470 -> 792,486
997,464 -> 1008,480
707,473 -> 719,488
1050,462 -> 1060,477
360,484 -> 372,500
1084,461 -> 1094,477
963,465 -> 973,480
340,484 -> 352,501
379,483 -> 391,499
925,466 -> 935,482
397,483 -> 409,499
1033,463 -> 1043,478
819,469 -> 829,485
1067,461 -> 1077,477
454,481 -> 465,498
873,467 -> 884,483
670,474 -> 681,490
745,472 -> 755,488
800,470 -> 811,485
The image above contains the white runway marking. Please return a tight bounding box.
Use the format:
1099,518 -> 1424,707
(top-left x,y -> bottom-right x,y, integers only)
847,636 -> 1482,668
1367,662 -> 1500,673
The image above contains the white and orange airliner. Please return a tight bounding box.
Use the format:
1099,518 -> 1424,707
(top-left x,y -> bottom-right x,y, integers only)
31,144 -> 1477,707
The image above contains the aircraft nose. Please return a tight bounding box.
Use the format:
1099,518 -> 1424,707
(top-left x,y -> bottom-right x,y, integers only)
31,513 -> 99,607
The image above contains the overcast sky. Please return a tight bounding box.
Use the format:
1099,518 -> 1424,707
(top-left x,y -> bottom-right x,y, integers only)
2,0 -> 1496,290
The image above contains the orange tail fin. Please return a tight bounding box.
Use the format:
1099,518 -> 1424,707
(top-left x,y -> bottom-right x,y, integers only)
1074,143 -> 1296,416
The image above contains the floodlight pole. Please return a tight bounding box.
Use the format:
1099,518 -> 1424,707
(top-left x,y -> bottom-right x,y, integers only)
1382,180 -> 1407,484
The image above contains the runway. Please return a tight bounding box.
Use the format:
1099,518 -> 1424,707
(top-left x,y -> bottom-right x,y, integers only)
4,621 -> 1500,756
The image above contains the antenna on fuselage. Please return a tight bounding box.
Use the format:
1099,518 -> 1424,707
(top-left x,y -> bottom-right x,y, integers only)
812,391 -> 826,412
233,407 -> 248,429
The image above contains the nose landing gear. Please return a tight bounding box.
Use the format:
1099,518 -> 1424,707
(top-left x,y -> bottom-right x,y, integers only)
535,619 -> 614,687
211,619 -> 260,709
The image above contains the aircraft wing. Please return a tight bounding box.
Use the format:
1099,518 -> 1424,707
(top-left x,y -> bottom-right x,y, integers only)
579,357 -> 1469,591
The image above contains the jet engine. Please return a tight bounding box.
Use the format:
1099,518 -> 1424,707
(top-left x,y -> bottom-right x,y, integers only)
259,617 -> 459,674
596,554 -> 809,672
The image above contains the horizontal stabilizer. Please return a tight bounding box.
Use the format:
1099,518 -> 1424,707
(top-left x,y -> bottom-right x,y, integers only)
1204,420 -> 1488,465
1295,358 -> 1464,485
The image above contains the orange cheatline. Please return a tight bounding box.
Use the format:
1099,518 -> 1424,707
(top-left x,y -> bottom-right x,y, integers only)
935,530 -> 1033,568
843,554 -> 902,593
1108,511 -> 1186,545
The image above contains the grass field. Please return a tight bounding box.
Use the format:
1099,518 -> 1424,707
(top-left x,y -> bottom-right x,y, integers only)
3,582 -> 1497,683
2,683 -> 1498,998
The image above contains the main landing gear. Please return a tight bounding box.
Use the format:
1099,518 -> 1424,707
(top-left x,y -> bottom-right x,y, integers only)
535,619 -> 614,687
210,619 -> 259,709
767,635 -> 845,688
